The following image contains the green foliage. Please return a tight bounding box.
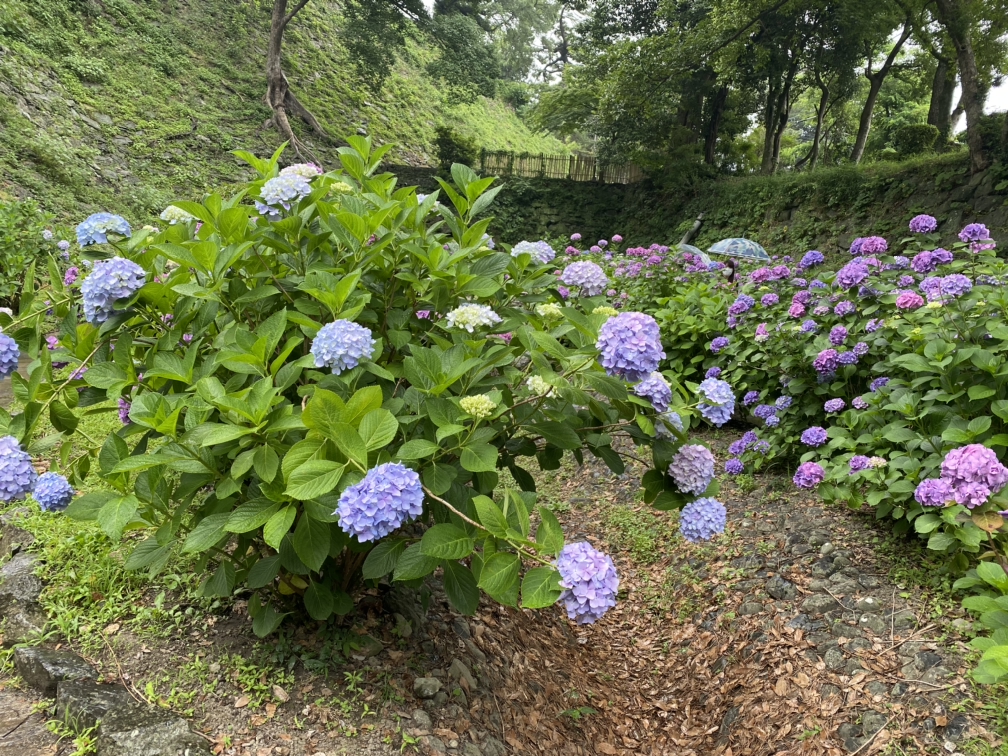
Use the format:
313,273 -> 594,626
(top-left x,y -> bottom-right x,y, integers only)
0,197 -> 52,306
891,123 -> 940,158
434,126 -> 480,171
955,561 -> 1008,684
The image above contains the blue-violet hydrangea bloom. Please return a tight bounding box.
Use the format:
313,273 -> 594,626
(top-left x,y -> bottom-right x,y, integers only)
0,436 -> 37,502
678,497 -> 727,542
596,312 -> 665,383
335,462 -> 424,542
555,542 -> 619,624
633,372 -> 672,412
310,320 -> 375,374
80,257 -> 146,324
76,212 -> 132,246
0,333 -> 19,378
668,444 -> 715,495
560,261 -> 608,296
33,472 -> 74,512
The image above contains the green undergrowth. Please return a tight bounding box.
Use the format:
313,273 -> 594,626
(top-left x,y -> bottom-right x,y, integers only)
0,0 -> 562,221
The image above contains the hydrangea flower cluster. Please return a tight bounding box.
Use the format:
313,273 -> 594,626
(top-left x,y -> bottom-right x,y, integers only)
959,223 -> 991,244
555,542 -> 619,624
310,320 -> 375,374
852,396 -> 869,409
459,395 -> 496,419
512,240 -> 556,264
813,348 -> 838,375
725,458 -> 744,475
596,312 -> 665,382
64,267 -> 79,286
909,214 -> 938,234
280,162 -> 323,179
445,304 -> 502,332
743,391 -> 759,406
76,212 -> 132,246
159,205 -> 196,224
335,462 -> 424,542
939,274 -> 972,299
0,333 -> 19,379
678,497 -> 727,542
118,398 -> 131,424
655,410 -> 684,439
710,336 -> 729,353
870,377 -> 889,392
852,236 -> 888,254
799,250 -> 824,269
801,319 -> 817,333
81,257 -> 147,324
801,426 -> 828,447
833,301 -> 855,317
728,295 -> 755,316
561,261 -> 608,295
896,290 -> 924,310
835,261 -> 869,290
0,436 -> 37,502
829,325 -> 848,346
824,398 -> 845,413
255,174 -> 312,220
761,293 -> 779,307
913,444 -> 1008,509
536,303 -> 563,320
755,323 -> 769,342
793,461 -> 825,489
705,367 -> 722,379
668,444 -> 715,494
33,472 -> 74,511
634,372 -> 672,412
849,455 -> 871,473
697,378 -> 735,427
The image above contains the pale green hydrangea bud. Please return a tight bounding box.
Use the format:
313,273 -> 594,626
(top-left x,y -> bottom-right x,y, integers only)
460,394 -> 497,419
535,303 -> 563,320
526,375 -> 555,397
592,306 -> 619,318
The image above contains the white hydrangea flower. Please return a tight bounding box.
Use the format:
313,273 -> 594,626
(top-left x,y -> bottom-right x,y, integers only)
445,304 -> 502,333
535,303 -> 563,320
526,375 -> 555,397
459,394 -> 496,419
159,205 -> 196,225
280,163 -> 322,180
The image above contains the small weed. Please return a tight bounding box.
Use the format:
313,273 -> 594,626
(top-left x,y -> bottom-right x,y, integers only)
47,717 -> 99,755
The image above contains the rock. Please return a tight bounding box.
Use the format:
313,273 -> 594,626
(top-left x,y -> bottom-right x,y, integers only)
0,600 -> 47,646
384,584 -> 427,629
419,734 -> 447,754
481,736 -> 507,756
890,682 -> 909,697
449,659 -> 478,692
787,614 -> 822,632
452,617 -> 471,639
766,576 -> 797,601
0,553 -> 42,608
819,542 -> 835,556
413,678 -> 442,699
862,711 -> 888,736
790,544 -> 812,556
951,618 -> 974,633
808,579 -> 827,592
820,684 -> 841,698
352,634 -> 383,658
808,532 -> 829,547
56,681 -> 137,730
866,681 -> 888,697
738,602 -> 763,616
914,650 -> 942,671
15,647 -> 96,696
859,613 -> 887,635
893,609 -> 917,629
716,706 -> 740,742
824,647 -> 845,670
810,559 -> 838,579
802,594 -> 838,615
462,744 -> 482,756
0,517 -> 34,558
731,556 -> 764,570
430,691 -> 449,708
831,622 -> 861,639
412,709 -> 432,729
832,555 -> 851,568
845,736 -> 868,752
97,706 -> 209,755
856,596 -> 880,612
922,665 -> 952,684
944,714 -> 969,741
847,638 -> 871,652
464,639 -> 487,664
838,723 -> 861,740
843,659 -> 863,674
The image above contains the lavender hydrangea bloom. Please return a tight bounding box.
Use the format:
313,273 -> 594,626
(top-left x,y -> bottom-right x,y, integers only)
865,318 -> 883,333
939,444 -> 1008,508
118,398 -> 131,424
33,472 -> 74,512
859,236 -> 888,254
743,391 -> 760,406
697,378 -> 735,427
801,426 -> 828,447
775,396 -> 792,410
813,349 -> 838,374
824,398 -> 845,413
727,295 -> 755,316
668,444 -> 716,495
765,415 -> 780,427
57,240 -> 70,252
76,212 -> 132,246
0,436 -> 37,502
800,250 -> 824,269
753,404 -> 775,420
255,174 -> 312,219
655,410 -> 684,439
959,223 -> 991,243
849,238 -> 865,256
596,312 -> 665,382
64,266 -> 79,286
80,257 -> 147,324
852,396 -> 869,409
561,261 -> 608,295
835,261 -> 869,290
0,333 -> 19,379
911,252 -> 936,274
801,319 -> 817,333
710,336 -> 729,353
310,320 -> 375,374
837,352 -> 858,366
833,301 -> 855,317
725,459 -> 744,475
761,293 -> 779,307
870,377 -> 889,392
793,462 -> 825,489
335,462 -> 424,541
909,214 -> 938,233
915,478 -> 954,507
932,248 -> 953,264
940,274 -> 972,298
849,455 -> 871,473
705,367 -> 722,379
754,440 -> 771,454
679,497 -> 727,542
829,325 -> 848,346
853,342 -> 869,357
634,372 -> 672,412
555,542 -> 619,624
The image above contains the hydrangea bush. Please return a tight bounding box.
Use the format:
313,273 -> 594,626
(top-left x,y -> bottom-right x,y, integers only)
3,140 -> 725,636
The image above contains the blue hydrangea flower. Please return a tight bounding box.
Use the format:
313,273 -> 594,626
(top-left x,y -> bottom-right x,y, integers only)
725,458 -> 743,475
679,497 -> 726,542
560,261 -> 608,296
335,462 -> 424,542
668,444 -> 715,495
634,372 -> 671,412
801,426 -> 828,447
710,336 -> 729,353
870,377 -> 889,392
255,174 -> 312,219
705,367 -> 722,379
775,396 -> 792,410
0,436 -> 37,502
555,542 -> 619,624
824,398 -> 845,413
33,472 -> 74,512
311,320 -> 375,374
753,404 -> 776,420
0,333 -> 19,378
80,257 -> 147,324
743,390 -> 759,406
799,250 -> 824,269
697,378 -> 734,427
596,312 -> 665,383
765,415 -> 780,427
511,240 -> 556,264
76,212 -> 132,246
655,410 -> 684,439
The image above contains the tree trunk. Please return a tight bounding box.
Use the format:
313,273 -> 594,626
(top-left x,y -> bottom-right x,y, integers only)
934,0 -> 989,173
806,80 -> 829,170
760,77 -> 780,174
266,0 -> 325,158
769,55 -> 799,173
850,21 -> 912,164
927,54 -> 957,140
704,85 -> 728,165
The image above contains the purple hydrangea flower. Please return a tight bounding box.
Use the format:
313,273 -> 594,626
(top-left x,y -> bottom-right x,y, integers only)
835,261 -> 869,290
743,391 -> 759,406
761,293 -> 779,307
920,276 -> 943,301
940,274 -> 972,299
80,257 -> 147,324
801,319 -> 817,333
0,436 -> 37,502
813,349 -> 838,374
668,444 -> 716,495
570,233 -> 582,242
32,472 -> 74,512
849,238 -> 864,256
838,351 -> 859,366
710,336 -> 729,353
870,377 -> 889,392
789,303 -> 805,318
853,342 -> 869,357
655,410 -> 684,439
911,252 -> 936,274
833,301 -> 855,317
753,404 -> 776,421
596,312 -> 665,383
728,295 -> 755,316
555,542 -> 619,624
940,444 -> 1008,508
829,325 -> 848,346
765,415 -> 780,427
633,372 -> 672,412
800,251 -> 824,269
824,398 -> 845,413
933,248 -> 953,264
118,398 -> 131,424
612,235 -> 623,243
560,261 -> 608,295
852,396 -> 868,409
705,367 -> 722,379
679,497 -> 727,542
725,459 -> 744,475
0,333 -> 19,379
775,396 -> 792,410
849,455 -> 871,473
335,462 -> 424,542
858,236 -> 888,254
57,240 -> 70,252
64,266 -> 79,286
909,214 -> 938,234
753,440 -> 771,454
697,378 -> 735,427
793,461 -> 825,489
76,212 -> 132,246
914,478 -> 954,507
865,319 -> 883,333
959,223 -> 990,243
801,426 -> 828,447
896,291 -> 924,310
311,320 -> 375,374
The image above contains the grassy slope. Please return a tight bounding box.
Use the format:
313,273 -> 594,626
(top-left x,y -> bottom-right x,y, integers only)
0,0 -> 563,220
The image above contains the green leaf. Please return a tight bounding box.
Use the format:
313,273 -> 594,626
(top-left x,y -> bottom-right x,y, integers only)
124,537 -> 173,573
97,495 -> 140,540
421,524 -> 474,560
928,531 -> 955,551
226,498 -> 279,533
65,491 -> 114,521
292,514 -> 330,572
182,513 -> 230,553
477,552 -> 520,606
473,495 -> 508,537
397,439 -> 441,459
201,561 -> 236,597
250,599 -> 288,637
247,555 -> 281,589
332,590 -> 353,615
331,423 -> 368,468
393,543 -> 440,581
535,507 -> 565,556
361,539 -> 407,580
521,566 -> 563,609
304,581 -> 334,620
358,409 -> 398,451
264,505 -> 297,550
460,442 -> 498,473
443,561 -> 479,615
285,460 -> 345,500
422,463 -> 456,495
969,385 -> 997,401
978,561 -> 1008,593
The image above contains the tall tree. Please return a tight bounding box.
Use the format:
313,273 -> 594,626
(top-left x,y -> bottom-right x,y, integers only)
850,18 -> 913,163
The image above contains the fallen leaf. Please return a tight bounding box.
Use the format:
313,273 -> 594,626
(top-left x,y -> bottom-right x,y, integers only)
234,695 -> 250,709
265,703 -> 277,718
935,715 -> 948,727
597,744 -> 617,755
272,684 -> 289,702
104,623 -> 120,635
774,678 -> 788,696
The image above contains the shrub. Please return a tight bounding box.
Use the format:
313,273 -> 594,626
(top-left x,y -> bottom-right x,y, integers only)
434,126 -> 479,172
5,139 -> 727,636
0,197 -> 54,307
891,123 -> 939,158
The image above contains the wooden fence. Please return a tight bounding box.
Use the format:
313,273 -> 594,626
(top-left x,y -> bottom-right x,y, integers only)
478,150 -> 645,185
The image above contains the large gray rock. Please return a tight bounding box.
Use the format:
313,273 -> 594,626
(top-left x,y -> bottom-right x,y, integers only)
97,706 -> 210,756
766,576 -> 796,601
0,515 -> 34,558
449,658 -> 478,692
56,680 -> 137,730
0,554 -> 46,646
15,647 -> 96,696
413,677 -> 441,699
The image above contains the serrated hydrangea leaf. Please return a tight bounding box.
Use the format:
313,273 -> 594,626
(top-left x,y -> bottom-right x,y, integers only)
521,566 -> 563,609
182,513 -> 229,553
226,498 -> 280,533
304,581 -> 334,620
443,561 -> 480,615
97,494 -> 140,540
361,538 -> 407,580
535,507 -> 565,556
474,495 -> 509,537
247,555 -> 281,589
393,543 -> 441,581
359,409 -> 398,451
477,552 -> 520,607
293,514 -> 331,572
264,505 -> 297,550
421,524 -> 475,560
460,442 -> 497,472
285,460 -> 345,500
